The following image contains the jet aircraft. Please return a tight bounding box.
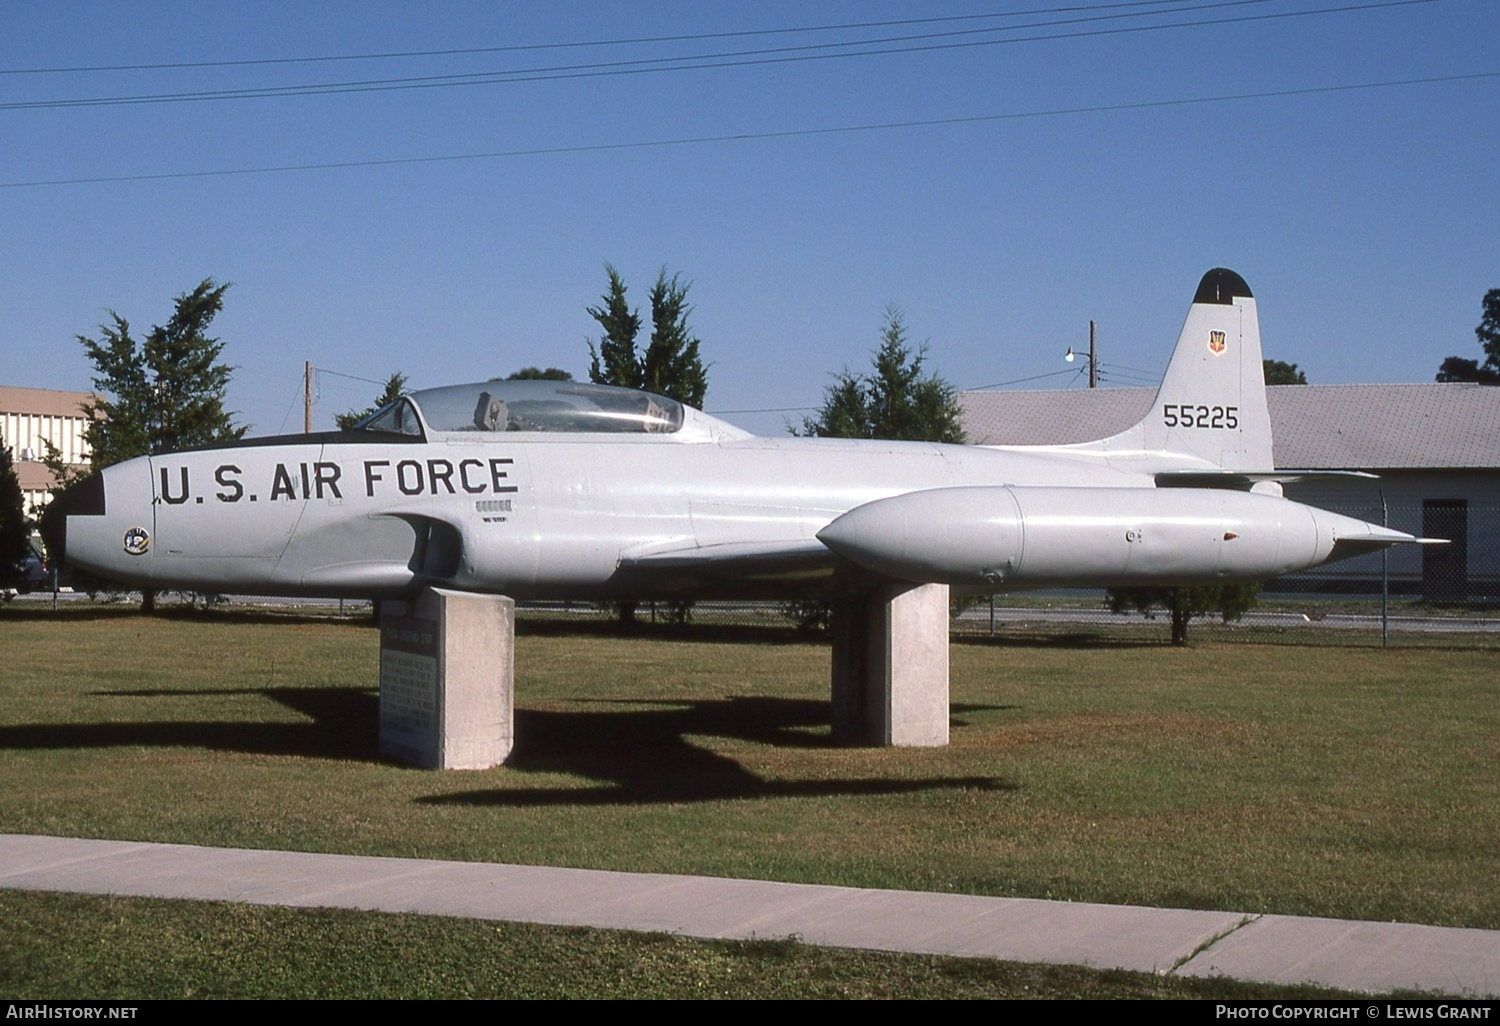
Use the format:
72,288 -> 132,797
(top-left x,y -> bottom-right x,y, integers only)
41,269 -> 1425,598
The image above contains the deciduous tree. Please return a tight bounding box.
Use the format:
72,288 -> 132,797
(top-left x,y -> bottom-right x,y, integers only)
0,446 -> 31,594
1107,582 -> 1261,646
1436,289 -> 1500,384
1262,359 -> 1308,385
1113,362 -> 1294,638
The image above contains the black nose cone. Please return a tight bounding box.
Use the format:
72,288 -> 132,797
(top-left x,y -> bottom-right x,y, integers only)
38,472 -> 105,566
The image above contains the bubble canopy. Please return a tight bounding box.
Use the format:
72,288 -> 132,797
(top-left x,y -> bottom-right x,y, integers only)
355,380 -> 685,437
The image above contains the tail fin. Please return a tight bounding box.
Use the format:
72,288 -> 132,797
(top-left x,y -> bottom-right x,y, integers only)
1100,268 -> 1273,472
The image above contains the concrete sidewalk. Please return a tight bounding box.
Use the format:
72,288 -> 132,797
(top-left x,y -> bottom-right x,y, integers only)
3,833 -> 1496,997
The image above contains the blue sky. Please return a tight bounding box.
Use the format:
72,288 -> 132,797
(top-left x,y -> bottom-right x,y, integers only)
3,1 -> 1496,435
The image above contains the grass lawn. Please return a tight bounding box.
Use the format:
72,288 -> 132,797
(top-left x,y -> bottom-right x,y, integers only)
1,609 -> 1495,996
2,610 -> 1494,926
1,889 -> 1355,1000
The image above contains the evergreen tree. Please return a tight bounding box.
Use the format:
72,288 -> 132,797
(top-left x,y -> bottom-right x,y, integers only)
335,372 -> 408,430
801,307 -> 965,443
76,314 -> 153,470
78,278 -> 245,466
587,265 -> 708,407
75,279 -> 244,611
587,265 -> 644,389
790,307 -> 965,631
585,265 -> 710,627
642,271 -> 708,408
504,367 -> 573,381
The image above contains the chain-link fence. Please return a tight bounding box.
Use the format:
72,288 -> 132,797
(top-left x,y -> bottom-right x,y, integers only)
9,590 -> 1497,649
8,504 -> 1496,648
942,502 -> 1499,647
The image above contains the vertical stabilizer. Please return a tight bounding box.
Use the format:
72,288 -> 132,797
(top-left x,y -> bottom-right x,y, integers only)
1104,268 -> 1272,471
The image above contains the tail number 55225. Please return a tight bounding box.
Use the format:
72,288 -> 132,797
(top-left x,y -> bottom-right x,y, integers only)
1163,404 -> 1238,429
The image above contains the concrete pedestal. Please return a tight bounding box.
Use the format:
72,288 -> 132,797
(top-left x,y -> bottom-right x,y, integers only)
379,588 -> 514,769
830,577 -> 950,747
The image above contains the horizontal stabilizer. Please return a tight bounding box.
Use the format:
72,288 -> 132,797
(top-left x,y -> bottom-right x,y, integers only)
1324,528 -> 1444,565
1155,469 -> 1380,491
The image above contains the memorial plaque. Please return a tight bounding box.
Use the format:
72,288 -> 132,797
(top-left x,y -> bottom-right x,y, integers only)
378,590 -> 514,769
379,613 -> 440,765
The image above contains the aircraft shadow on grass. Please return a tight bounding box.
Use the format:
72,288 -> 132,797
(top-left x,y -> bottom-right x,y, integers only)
421,696 -> 1014,807
1,687 -> 382,762
0,687 -> 1013,806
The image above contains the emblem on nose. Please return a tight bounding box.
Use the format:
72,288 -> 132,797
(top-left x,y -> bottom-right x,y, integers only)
122,527 -> 151,556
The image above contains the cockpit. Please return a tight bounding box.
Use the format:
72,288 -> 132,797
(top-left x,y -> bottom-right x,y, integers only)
354,380 -> 686,438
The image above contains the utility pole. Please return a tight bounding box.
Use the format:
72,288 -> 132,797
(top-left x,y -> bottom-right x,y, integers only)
1065,324 -> 1100,383
1381,492 -> 1389,649
304,361 -> 314,434
1088,320 -> 1098,389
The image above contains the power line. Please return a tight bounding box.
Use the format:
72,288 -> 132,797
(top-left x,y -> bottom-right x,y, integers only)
273,378 -> 305,436
315,367 -> 390,387
0,0 -> 1282,108
0,1 -> 1248,76
967,368 -> 1084,390
1104,362 -> 1165,376
720,366 -> 1111,407
5,69 -> 1490,190
1097,369 -> 1162,385
0,0 -> 1437,112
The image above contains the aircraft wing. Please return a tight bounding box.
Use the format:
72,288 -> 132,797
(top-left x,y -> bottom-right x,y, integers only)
612,539 -> 837,598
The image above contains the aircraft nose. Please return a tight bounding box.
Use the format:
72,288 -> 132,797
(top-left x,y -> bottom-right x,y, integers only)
38,471 -> 106,567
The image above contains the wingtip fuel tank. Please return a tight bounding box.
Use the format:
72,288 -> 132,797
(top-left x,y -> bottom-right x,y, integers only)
816,486 -> 1422,589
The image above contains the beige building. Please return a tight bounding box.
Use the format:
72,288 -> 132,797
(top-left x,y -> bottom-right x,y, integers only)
0,385 -> 96,517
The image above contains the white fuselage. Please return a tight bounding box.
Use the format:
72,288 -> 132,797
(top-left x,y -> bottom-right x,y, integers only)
64,424 -> 1143,598
58,422 -> 1394,600
49,272 -> 1423,599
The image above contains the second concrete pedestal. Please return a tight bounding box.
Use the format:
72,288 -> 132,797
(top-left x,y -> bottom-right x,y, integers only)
379,588 -> 514,769
830,578 -> 950,747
